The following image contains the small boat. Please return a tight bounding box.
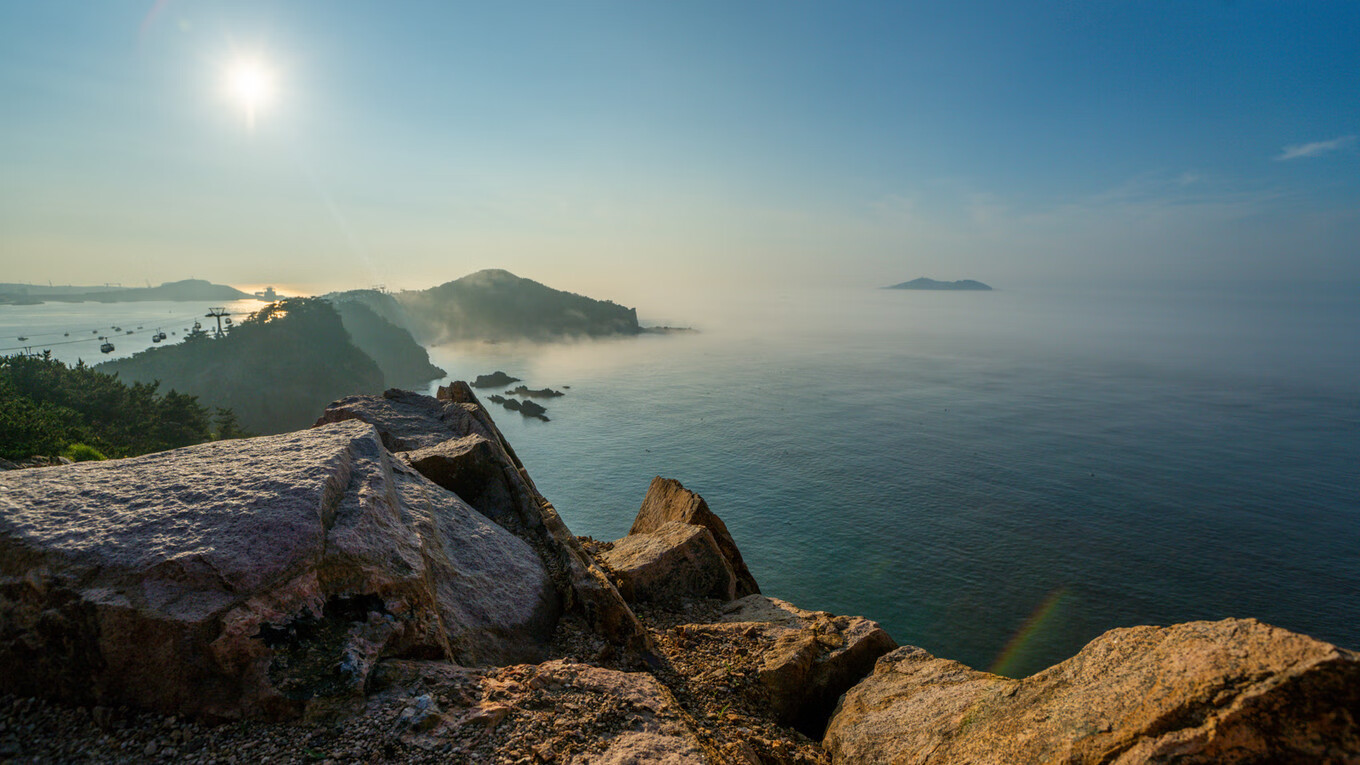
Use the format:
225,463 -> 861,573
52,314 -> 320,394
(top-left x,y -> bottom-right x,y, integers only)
63,332 -> 69,337
100,342 -> 114,354
16,336 -> 26,341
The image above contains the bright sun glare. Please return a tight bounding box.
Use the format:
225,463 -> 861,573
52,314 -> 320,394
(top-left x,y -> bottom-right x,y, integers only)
224,57 -> 276,129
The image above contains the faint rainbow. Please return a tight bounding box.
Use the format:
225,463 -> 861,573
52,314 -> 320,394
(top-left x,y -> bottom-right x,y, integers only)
987,586 -> 1069,678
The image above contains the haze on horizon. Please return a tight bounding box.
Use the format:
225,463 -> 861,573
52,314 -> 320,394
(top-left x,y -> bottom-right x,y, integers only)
1,2 -> 1357,302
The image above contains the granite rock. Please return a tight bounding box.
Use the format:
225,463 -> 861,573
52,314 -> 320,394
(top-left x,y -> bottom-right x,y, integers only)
631,477 -> 759,597
678,595 -> 897,739
319,386 -> 649,653
0,421 -> 557,720
823,618 -> 1360,763
600,521 -> 738,604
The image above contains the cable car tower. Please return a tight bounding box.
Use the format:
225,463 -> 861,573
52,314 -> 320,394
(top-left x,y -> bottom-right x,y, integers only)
205,307 -> 231,338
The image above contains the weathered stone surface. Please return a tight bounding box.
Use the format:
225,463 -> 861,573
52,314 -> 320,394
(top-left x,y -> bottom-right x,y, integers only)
631,477 -> 759,597
402,434 -> 522,526
319,386 -> 649,653
0,420 -> 557,721
366,658 -> 709,762
824,618 -> 1360,764
601,521 -> 737,604
587,731 -> 704,764
674,595 -> 896,739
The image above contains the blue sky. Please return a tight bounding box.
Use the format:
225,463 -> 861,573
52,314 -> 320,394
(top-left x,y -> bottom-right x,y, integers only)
1,1 -> 1356,296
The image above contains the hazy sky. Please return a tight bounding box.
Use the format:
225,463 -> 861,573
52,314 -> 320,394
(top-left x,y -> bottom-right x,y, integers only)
1,1 -> 1357,299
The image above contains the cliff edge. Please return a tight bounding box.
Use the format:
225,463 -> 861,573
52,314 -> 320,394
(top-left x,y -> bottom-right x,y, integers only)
1,388 -> 1355,763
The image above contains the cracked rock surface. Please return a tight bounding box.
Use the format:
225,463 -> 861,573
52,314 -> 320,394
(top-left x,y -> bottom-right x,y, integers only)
0,420 -> 556,720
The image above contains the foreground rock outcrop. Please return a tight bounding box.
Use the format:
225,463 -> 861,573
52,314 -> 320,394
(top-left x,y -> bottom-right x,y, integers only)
630,477 -> 760,598
824,618 -> 1360,763
681,596 -> 897,739
317,386 -> 646,654
602,521 -> 738,604
0,420 -> 557,720
2,383 -> 1357,764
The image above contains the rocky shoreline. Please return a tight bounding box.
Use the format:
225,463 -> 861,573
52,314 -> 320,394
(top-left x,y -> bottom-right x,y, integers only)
1,385 -> 1357,763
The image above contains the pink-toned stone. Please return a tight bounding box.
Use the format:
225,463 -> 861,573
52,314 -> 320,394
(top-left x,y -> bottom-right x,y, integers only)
0,420 -> 556,720
320,386 -> 649,653
824,618 -> 1360,763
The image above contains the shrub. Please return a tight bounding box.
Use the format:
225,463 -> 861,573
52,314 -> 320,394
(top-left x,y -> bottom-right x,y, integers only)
61,443 -> 108,462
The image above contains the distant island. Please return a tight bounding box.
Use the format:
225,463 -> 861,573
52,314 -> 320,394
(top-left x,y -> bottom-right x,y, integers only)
885,278 -> 993,291
0,279 -> 253,304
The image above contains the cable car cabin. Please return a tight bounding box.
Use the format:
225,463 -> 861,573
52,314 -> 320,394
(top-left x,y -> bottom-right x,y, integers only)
100,342 -> 114,354
153,330 -> 167,342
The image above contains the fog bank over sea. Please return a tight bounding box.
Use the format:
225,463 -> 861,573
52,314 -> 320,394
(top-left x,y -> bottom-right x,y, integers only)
424,282 -> 1360,676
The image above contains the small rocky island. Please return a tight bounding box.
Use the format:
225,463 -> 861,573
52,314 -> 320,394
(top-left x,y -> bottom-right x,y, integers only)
885,277 -> 993,291
0,386 -> 1356,762
472,371 -> 521,388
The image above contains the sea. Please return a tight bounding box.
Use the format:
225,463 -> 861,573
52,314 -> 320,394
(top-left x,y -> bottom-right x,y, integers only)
3,285 -> 1357,677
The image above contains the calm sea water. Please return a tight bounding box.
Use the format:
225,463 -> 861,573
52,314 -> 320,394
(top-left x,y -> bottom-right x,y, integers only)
3,287 -> 1357,676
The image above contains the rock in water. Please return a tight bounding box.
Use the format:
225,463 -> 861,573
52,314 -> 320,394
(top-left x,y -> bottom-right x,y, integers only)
319,386 -> 649,654
823,618 -> 1360,763
472,371 -> 520,388
505,385 -> 565,398
630,477 -> 760,597
0,421 -> 558,720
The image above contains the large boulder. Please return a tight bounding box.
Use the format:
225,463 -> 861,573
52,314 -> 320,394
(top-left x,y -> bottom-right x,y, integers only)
600,521 -> 737,604
823,618 -> 1360,763
631,477 -> 759,597
0,420 -> 558,721
678,595 -> 897,739
318,386 -> 649,654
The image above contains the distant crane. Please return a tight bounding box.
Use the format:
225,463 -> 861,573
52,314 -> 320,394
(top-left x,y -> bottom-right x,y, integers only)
205,307 -> 231,338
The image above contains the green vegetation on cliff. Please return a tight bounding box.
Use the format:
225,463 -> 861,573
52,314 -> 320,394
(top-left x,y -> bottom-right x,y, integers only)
394,269 -> 640,342
328,297 -> 446,387
0,354 -> 224,460
97,298 -> 385,435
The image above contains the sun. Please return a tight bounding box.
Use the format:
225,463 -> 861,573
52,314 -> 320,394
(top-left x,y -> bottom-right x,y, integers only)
224,57 -> 276,129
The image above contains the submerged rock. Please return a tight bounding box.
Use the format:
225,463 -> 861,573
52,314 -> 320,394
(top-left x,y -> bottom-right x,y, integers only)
505,385 -> 565,398
823,618 -> 1360,763
0,420 -> 557,720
